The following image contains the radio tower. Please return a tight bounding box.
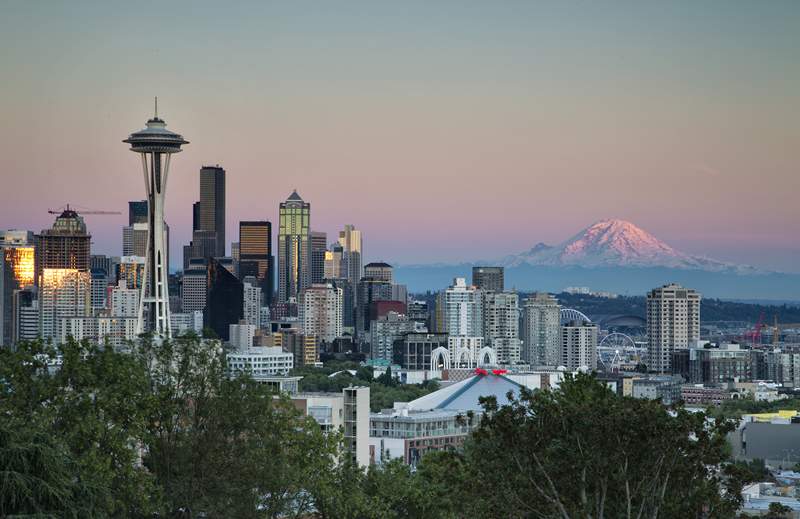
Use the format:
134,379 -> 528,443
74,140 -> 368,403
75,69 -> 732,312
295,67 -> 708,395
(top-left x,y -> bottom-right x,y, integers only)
123,99 -> 189,337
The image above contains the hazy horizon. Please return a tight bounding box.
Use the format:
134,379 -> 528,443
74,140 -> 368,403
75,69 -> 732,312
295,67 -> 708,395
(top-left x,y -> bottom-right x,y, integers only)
2,1 -> 798,271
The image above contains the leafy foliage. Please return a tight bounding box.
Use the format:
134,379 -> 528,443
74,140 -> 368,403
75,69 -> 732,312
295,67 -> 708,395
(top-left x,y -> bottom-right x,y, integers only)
293,361 -> 440,412
706,395 -> 800,420
422,373 -> 744,518
1,339 -> 749,518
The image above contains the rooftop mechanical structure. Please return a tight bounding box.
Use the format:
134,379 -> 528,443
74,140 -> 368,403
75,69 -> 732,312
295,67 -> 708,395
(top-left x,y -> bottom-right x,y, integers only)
123,100 -> 188,337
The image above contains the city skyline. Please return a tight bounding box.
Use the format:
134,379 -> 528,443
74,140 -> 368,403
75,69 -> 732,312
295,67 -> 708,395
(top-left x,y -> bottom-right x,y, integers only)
1,1 -> 798,271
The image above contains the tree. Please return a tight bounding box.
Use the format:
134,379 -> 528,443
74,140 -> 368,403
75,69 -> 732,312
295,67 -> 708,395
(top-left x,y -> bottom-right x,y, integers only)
0,338 -> 158,517
429,373 -> 742,518
766,501 -> 794,518
0,416 -> 83,518
309,457 -> 453,519
137,333 -> 336,518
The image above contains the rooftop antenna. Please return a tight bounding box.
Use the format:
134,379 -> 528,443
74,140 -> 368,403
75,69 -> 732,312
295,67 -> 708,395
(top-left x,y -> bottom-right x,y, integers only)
154,96 -> 158,118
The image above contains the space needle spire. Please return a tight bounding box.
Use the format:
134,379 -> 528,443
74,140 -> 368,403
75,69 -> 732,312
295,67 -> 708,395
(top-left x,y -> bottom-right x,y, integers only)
123,102 -> 189,337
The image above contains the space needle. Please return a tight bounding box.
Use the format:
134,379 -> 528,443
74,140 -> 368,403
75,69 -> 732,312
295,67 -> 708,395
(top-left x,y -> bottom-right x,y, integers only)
124,99 -> 188,337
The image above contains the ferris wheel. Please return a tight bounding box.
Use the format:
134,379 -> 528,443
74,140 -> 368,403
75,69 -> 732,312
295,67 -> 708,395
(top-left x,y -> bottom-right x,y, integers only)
599,332 -> 637,353
597,332 -> 645,370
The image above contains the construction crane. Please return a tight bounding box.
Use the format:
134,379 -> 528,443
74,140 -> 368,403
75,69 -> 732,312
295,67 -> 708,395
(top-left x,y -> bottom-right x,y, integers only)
743,311 -> 766,347
48,204 -> 121,216
773,315 -> 780,345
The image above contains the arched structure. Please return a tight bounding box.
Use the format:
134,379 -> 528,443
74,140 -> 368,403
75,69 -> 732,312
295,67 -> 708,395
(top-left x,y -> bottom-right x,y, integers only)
454,347 -> 474,368
430,347 -> 451,370
560,308 -> 591,325
477,347 -> 497,367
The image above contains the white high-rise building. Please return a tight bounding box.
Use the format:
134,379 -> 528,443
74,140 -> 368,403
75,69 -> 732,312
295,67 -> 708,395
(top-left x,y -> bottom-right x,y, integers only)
561,320 -> 598,370
170,311 -> 204,335
39,268 -> 91,343
299,283 -> 343,344
442,278 -> 483,338
522,293 -> 561,366
110,280 -> 139,318
243,277 -> 262,328
647,283 -> 701,374
343,386 -> 370,467
483,291 -> 521,365
229,322 -> 256,349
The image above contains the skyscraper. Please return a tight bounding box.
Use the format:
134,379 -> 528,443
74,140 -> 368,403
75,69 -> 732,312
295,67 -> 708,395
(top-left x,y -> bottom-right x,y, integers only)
199,165 -> 226,257
128,200 -> 148,225
355,277 -> 393,340
310,231 -> 327,284
242,276 -> 262,328
124,105 -> 189,336
338,224 -> 362,288
483,291 -> 521,365
35,209 -> 91,285
39,268 -> 91,343
647,283 -> 701,374
561,320 -> 598,370
299,283 -> 343,344
123,220 -> 168,262
364,262 -> 393,283
239,221 -> 274,305
1,231 -> 35,346
277,191 -> 310,307
472,266 -> 504,292
324,244 -> 343,280
205,257 -> 243,341
441,277 -> 483,338
522,293 -> 561,366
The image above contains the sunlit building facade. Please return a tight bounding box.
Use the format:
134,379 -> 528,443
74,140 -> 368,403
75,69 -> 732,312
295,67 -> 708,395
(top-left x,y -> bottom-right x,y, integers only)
1,233 -> 35,345
39,268 -> 91,344
277,191 -> 310,308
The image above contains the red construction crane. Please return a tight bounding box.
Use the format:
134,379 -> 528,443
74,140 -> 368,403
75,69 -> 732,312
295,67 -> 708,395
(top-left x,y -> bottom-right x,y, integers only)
744,312 -> 766,346
47,204 -> 121,216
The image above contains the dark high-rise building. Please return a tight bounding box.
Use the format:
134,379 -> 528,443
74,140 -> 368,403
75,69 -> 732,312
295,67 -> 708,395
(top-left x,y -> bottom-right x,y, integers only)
128,200 -> 148,225
199,165 -> 226,257
407,300 -> 430,329
355,278 -> 393,340
310,231 -> 327,284
472,266 -> 504,292
239,221 -> 274,305
277,191 -> 310,307
35,209 -> 91,285
363,262 -> 393,283
192,201 -> 201,232
204,257 -> 243,341
394,332 -> 449,370
183,230 -> 218,270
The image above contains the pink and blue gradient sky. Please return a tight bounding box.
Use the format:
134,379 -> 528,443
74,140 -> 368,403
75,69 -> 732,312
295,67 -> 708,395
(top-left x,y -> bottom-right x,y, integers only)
1,1 -> 798,271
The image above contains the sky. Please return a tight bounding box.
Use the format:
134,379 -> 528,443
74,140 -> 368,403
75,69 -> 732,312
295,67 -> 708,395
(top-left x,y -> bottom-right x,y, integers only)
1,1 -> 798,271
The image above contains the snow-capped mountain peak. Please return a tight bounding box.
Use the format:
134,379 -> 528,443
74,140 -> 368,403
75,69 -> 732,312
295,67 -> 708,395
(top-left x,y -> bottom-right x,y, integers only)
502,219 -> 751,272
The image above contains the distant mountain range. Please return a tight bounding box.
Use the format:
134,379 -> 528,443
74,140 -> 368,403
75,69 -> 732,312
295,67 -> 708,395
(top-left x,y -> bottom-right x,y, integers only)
394,219 -> 800,299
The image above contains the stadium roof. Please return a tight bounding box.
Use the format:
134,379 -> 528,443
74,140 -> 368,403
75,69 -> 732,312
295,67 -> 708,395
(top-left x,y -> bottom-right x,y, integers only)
408,372 -> 525,412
